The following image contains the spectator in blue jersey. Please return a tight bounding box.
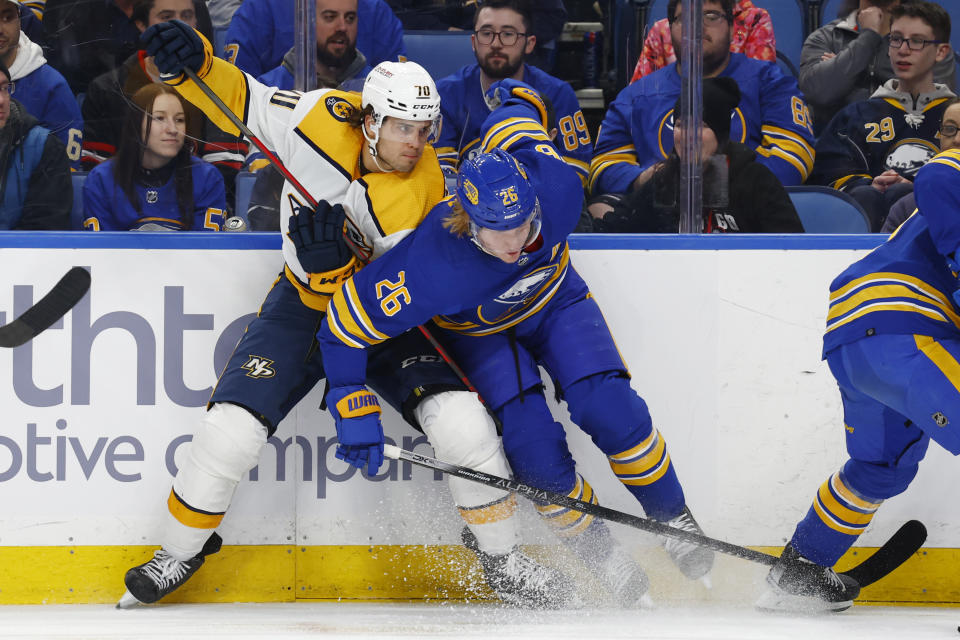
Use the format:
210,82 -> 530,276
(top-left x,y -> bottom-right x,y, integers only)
800,0 -> 956,136
0,0 -> 82,167
587,77 -> 803,234
222,0 -> 403,78
81,83 -> 226,231
257,0 -> 371,92
435,0 -> 591,190
81,0 -> 245,209
882,97 -> 960,233
809,1 -> 954,232
757,151 -> 960,614
589,0 -> 816,204
0,59 -> 71,229
41,0 -> 212,95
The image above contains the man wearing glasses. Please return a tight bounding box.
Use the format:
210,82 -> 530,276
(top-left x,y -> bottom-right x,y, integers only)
433,0 -> 592,192
590,0 -> 815,217
809,1 -> 953,232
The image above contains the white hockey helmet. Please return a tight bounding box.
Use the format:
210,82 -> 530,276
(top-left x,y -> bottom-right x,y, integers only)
361,60 -> 442,156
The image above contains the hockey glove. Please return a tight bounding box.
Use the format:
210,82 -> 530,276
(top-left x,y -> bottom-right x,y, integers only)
287,199 -> 353,274
141,20 -> 207,77
483,79 -> 549,130
328,385 -> 385,474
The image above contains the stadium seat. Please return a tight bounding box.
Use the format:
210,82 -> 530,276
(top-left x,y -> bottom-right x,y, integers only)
401,31 -> 475,81
71,172 -> 86,230
762,0 -> 806,68
786,185 -> 872,233
819,0 -> 847,26
234,171 -> 257,224
776,50 -> 799,79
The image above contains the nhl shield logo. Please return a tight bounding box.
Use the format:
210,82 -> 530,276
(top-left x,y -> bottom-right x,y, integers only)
933,411 -> 949,427
146,189 -> 159,204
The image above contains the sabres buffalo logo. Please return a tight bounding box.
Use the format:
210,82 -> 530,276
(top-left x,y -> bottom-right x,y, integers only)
325,96 -> 354,122
884,139 -> 938,178
476,264 -> 560,325
462,179 -> 480,205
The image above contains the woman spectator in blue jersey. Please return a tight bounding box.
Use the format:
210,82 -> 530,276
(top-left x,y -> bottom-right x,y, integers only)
81,83 -> 227,231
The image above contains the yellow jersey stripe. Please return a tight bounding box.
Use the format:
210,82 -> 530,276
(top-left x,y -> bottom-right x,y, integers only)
327,294 -> 369,348
458,494 -> 518,525
826,301 -> 952,333
344,279 -> 389,341
167,490 -> 224,529
827,283 -> 960,326
830,473 -> 883,511
812,497 -> 866,535
831,272 -> 953,307
915,335 -> 960,395
832,173 -> 872,190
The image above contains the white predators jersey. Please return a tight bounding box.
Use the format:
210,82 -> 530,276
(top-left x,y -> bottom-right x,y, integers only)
168,55 -> 445,309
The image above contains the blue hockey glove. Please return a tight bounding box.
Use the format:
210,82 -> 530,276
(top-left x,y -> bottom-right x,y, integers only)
287,199 -> 352,274
141,20 -> 206,76
483,79 -> 548,129
328,385 -> 385,474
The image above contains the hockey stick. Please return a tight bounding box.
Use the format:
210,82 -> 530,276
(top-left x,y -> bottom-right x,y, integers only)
383,444 -> 925,587
182,68 -> 489,402
0,267 -> 91,348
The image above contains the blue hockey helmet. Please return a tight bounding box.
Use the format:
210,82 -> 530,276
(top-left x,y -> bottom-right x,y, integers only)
456,148 -> 541,233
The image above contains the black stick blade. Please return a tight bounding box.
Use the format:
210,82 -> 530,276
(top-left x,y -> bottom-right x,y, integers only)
0,267 -> 91,348
841,519 -> 927,587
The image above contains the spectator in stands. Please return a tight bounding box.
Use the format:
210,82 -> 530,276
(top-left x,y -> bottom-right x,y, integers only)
81,83 -> 226,231
223,0 -> 402,78
630,0 -> 775,82
258,0 -> 371,92
800,0 -> 956,135
810,1 -> 953,232
0,59 -> 71,229
81,0 -> 244,210
206,0 -> 240,29
387,0 -> 566,71
0,0 -> 82,167
42,0 -> 211,95
586,77 -> 802,233
589,0 -> 815,207
880,101 -> 960,233
435,0 -> 591,190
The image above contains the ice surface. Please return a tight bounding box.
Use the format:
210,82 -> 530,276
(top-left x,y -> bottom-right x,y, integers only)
1,602 -> 957,640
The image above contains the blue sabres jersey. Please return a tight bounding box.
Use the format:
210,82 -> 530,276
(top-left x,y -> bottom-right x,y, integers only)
435,64 -> 592,186
590,53 -> 816,194
81,157 -> 227,231
810,88 -> 953,190
822,150 -> 960,357
317,90 -> 583,387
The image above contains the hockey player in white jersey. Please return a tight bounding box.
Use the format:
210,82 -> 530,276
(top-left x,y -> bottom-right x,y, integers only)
118,19 -> 571,608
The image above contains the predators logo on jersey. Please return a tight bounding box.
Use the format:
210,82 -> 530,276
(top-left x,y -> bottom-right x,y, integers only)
325,96 -> 354,122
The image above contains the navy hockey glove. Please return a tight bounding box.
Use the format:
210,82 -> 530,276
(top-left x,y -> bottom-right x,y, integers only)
287,199 -> 352,274
141,20 -> 206,76
328,385 -> 385,474
483,79 -> 549,129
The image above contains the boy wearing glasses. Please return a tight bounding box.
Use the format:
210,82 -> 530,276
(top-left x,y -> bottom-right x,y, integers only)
434,0 -> 592,191
809,1 -> 953,232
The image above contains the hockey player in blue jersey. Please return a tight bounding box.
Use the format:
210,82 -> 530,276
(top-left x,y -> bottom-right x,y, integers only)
317,80 -> 716,607
759,148 -> 960,613
119,19 -> 568,609
809,1 -> 954,231
434,0 -> 591,189
589,0 -> 815,199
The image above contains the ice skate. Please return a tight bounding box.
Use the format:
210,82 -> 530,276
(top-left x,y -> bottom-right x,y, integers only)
117,533 -> 222,608
594,544 -> 654,608
662,506 -> 715,582
755,543 -> 861,613
462,527 -> 576,608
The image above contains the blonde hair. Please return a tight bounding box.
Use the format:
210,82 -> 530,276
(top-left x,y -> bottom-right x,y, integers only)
441,198 -> 471,236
